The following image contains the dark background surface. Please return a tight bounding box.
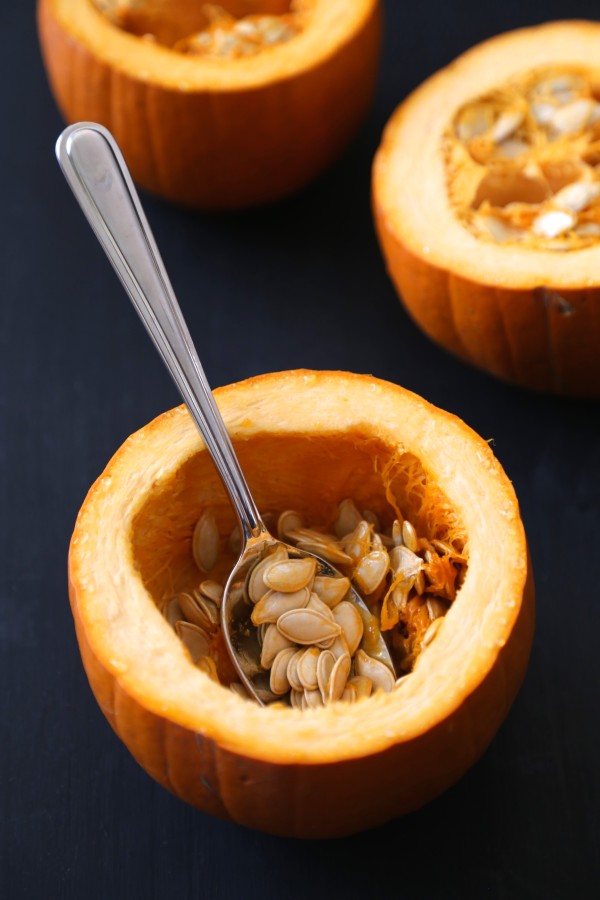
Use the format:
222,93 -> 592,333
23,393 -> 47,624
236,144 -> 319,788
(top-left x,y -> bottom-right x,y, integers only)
2,1 -> 600,898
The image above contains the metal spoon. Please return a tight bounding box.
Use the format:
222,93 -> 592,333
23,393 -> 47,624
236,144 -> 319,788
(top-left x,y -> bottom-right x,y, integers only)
55,122 -> 394,705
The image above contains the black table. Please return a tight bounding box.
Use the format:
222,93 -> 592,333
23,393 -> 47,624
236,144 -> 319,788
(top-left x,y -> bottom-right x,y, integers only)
2,2 -> 599,897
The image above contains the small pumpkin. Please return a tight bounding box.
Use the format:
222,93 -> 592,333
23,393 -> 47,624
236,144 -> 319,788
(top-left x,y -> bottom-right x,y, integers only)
68,370 -> 534,838
372,20 -> 600,396
37,0 -> 381,208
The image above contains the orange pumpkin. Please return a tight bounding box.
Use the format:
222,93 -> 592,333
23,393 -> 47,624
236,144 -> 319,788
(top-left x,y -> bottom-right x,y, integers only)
373,20 -> 600,396
37,0 -> 381,208
68,370 -> 534,838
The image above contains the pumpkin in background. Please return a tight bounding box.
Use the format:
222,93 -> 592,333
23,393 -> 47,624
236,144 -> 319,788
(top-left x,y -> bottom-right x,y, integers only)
68,370 -> 534,838
373,21 -> 600,396
37,0 -> 381,208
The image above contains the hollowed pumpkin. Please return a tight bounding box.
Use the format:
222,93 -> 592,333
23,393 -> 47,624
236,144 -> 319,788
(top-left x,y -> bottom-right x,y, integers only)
37,0 -> 381,208
68,370 -> 534,838
372,20 -> 600,396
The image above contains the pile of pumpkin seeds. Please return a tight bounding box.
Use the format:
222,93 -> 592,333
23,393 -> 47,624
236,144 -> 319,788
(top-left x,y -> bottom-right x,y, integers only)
445,66 -> 600,249
161,498 -> 466,708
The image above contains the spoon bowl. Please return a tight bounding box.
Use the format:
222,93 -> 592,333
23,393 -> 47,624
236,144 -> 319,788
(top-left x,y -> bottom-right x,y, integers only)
55,121 -> 394,705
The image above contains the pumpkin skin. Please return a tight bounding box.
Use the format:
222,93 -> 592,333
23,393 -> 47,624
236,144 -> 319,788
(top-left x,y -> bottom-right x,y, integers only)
372,21 -> 600,396
68,370 -> 534,838
37,0 -> 381,208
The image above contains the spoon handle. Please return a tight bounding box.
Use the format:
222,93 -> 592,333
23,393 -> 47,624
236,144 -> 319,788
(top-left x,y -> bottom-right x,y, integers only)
56,122 -> 263,542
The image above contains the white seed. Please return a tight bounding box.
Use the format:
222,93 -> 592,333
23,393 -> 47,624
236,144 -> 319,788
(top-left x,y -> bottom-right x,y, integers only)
247,545 -> 288,603
270,647 -> 297,695
348,675 -> 373,700
306,592 -> 336,620
294,538 -> 353,567
551,98 -> 595,135
343,520 -> 373,564
353,550 -> 390,595
479,215 -> 524,243
553,181 -> 600,213
192,510 -> 220,573
390,545 -> 423,579
197,579 -> 224,608
311,575 -> 350,608
401,520 -> 418,552
290,688 -> 304,710
491,109 -> 524,144
260,624 -> 295,669
297,647 -> 320,691
531,102 -> 555,125
456,104 -> 493,141
165,596 -> 184,628
422,617 -> 444,648
196,655 -> 219,682
317,650 -> 336,702
334,498 -> 363,538
277,509 -> 305,540
327,654 -> 351,703
532,210 -> 575,238
354,650 -> 395,693
175,621 -> 211,663
277,608 -> 341,645
286,648 -> 305,693
177,592 -> 214,632
341,684 -> 357,703
328,634 -> 351,661
332,601 -> 364,656
251,586 -> 311,625
392,520 -> 403,546
304,689 -> 324,709
263,557 -> 316,593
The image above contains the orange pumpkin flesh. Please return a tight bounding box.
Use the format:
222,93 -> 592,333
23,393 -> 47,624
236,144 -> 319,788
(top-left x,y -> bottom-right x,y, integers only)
373,21 -> 600,396
68,370 -> 534,838
37,0 -> 381,208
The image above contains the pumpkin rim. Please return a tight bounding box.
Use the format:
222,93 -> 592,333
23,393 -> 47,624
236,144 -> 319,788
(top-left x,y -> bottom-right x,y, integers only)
68,369 -> 531,765
372,19 -> 600,290
44,0 -> 379,91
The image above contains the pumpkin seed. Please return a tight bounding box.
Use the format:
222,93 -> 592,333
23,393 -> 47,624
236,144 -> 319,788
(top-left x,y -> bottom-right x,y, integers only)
332,601 -> 364,656
270,647 -> 297,695
175,621 -> 211,663
197,579 -> 224,608
297,646 -> 320,691
192,510 -> 220,573
177,591 -> 215,632
422,617 -> 444,647
341,684 -> 357,703
353,549 -> 389,595
354,650 -> 395,693
327,654 -> 351,703
263,557 -> 317,593
304,689 -> 324,709
260,624 -> 295,670
247,544 -> 288,603
166,596 -> 184,628
316,650 -> 336,702
277,608 -> 341,645
348,675 -> 373,700
334,498 -> 363,538
306,592 -> 336,620
277,509 -> 305,540
251,586 -> 311,625
311,575 -> 350,608
286,649 -> 305,693
532,210 -> 575,238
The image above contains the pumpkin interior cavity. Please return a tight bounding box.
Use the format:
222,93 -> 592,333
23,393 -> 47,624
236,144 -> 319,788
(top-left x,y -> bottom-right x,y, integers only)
91,0 -> 307,56
444,65 -> 600,249
130,431 -> 468,706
